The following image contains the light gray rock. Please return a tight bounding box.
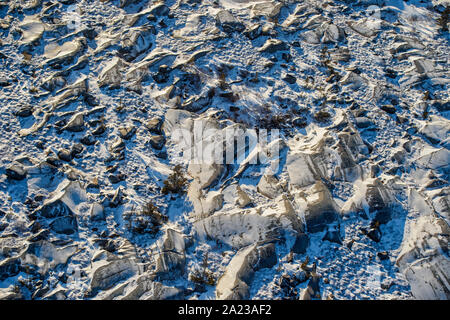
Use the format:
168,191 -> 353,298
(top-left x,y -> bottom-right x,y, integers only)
155,229 -> 186,278
397,190 -> 450,300
90,258 -> 139,292
299,181 -> 340,233
90,203 -> 105,222
216,243 -> 277,300
258,39 -> 288,53
257,174 -> 283,199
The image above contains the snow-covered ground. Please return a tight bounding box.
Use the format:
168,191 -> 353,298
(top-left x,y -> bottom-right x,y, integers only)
0,0 -> 449,300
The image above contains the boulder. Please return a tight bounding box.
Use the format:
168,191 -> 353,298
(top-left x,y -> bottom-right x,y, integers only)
365,179 -> 393,224
287,153 -> 322,188
90,258 -> 139,293
50,215 -> 78,235
36,180 -> 86,219
90,203 -> 105,222
250,2 -> 283,20
21,241 -> 78,274
155,229 -> 186,278
216,243 -> 277,300
397,191 -> 450,299
258,39 -> 288,53
194,196 -> 302,248
292,233 -> 309,254
0,257 -> 21,281
63,112 -> 84,132
6,162 -> 27,180
18,16 -> 45,44
257,174 -> 282,199
98,57 -> 126,89
44,38 -> 85,65
419,116 -> 450,145
119,27 -> 154,62
297,181 -> 339,233
188,163 -> 223,189
216,10 -> 245,33
235,185 -> 252,208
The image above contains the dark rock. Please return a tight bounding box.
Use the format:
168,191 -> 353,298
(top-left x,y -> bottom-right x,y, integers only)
0,257 -> 21,281
38,199 -> 73,219
28,229 -> 50,242
431,99 -> 450,112
355,117 -> 373,129
35,140 -> 45,149
28,221 -> 42,233
255,243 -> 277,270
108,173 -> 126,184
380,105 -> 397,114
57,149 -> 73,162
71,143 -> 84,158
31,285 -> 50,300
108,188 -> 123,207
282,73 -> 296,84
292,116 -> 308,128
80,133 -> 96,146
118,27 -> 154,62
149,3 -> 169,16
366,228 -> 381,243
64,113 -> 85,132
0,78 -> 11,87
50,216 -> 78,235
322,226 -> 342,245
244,24 -> 262,40
216,10 -> 245,33
82,28 -> 98,40
377,251 -> 389,261
292,233 -> 309,254
153,65 -> 170,83
14,105 -> 33,117
6,163 -> 27,180
118,126 -> 136,140
92,124 -> 106,136
83,93 -> 99,106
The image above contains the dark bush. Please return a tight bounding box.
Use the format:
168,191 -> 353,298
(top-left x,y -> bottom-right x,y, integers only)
162,165 -> 188,195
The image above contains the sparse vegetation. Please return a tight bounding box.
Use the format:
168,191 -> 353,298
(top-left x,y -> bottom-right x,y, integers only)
141,201 -> 168,225
189,252 -> 216,286
127,201 -> 168,235
162,165 -> 188,195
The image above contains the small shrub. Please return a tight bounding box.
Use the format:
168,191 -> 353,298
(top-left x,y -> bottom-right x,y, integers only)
162,165 -> 188,195
141,201 -> 168,226
189,252 -> 216,286
128,201 -> 167,235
